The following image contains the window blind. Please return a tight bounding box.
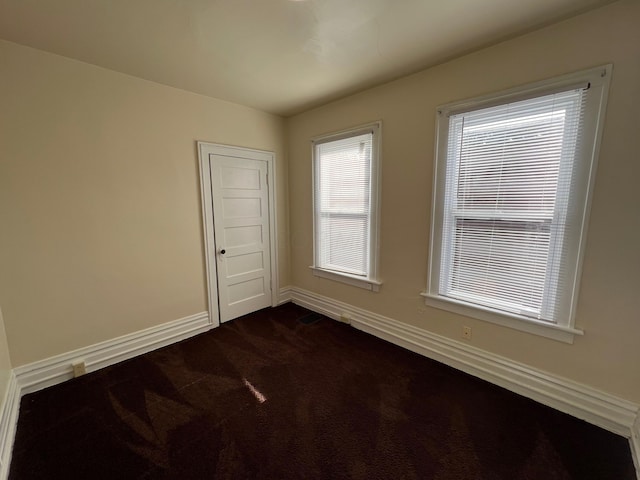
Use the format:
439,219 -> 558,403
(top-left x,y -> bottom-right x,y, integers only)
440,88 -> 587,322
315,132 -> 373,277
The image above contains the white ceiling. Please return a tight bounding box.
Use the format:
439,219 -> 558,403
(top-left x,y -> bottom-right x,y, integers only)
0,0 -> 613,116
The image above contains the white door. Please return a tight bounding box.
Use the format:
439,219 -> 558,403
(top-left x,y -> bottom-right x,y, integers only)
209,152 -> 273,322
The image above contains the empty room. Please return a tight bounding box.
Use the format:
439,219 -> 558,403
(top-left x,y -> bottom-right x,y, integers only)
0,0 -> 639,478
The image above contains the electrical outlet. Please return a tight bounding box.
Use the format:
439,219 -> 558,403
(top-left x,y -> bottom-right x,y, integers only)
340,313 -> 352,324
462,326 -> 472,340
72,360 -> 87,378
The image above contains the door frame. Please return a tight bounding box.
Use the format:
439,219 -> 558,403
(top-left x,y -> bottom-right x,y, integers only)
197,141 -> 279,328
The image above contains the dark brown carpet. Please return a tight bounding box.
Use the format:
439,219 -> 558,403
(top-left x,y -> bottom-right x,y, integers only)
9,303 -> 636,479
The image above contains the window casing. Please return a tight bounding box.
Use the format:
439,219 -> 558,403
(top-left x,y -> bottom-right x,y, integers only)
425,66 -> 611,342
311,122 -> 381,291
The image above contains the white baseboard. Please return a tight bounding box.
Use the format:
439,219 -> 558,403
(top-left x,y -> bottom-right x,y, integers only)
631,415 -> 640,479
0,311 -> 211,479
2,297 -> 638,479
14,311 -> 211,395
289,286 -> 639,439
278,286 -> 293,305
0,372 -> 19,480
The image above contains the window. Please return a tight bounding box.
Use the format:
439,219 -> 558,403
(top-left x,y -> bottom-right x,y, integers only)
425,66 -> 611,342
311,122 -> 381,291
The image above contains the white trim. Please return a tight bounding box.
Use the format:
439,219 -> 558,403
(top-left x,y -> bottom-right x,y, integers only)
198,142 -> 221,329
311,121 -> 382,287
267,154 -> 280,308
0,372 -> 19,480
14,311 -> 210,395
197,142 -> 280,321
631,415 -> 640,480
0,310 -> 210,479
442,78 -> 590,117
311,122 -> 380,145
278,286 -> 293,305
421,293 -> 582,344
1,299 -> 637,479
310,266 -> 382,292
427,65 -> 612,338
288,286 -> 639,438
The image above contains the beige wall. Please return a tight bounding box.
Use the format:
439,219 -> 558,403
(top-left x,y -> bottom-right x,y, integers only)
0,40 -> 288,366
287,0 -> 640,403
1,1 -> 637,405
0,307 -> 12,403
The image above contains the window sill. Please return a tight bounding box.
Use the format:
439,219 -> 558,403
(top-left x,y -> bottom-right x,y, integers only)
310,267 -> 382,292
420,293 -> 583,344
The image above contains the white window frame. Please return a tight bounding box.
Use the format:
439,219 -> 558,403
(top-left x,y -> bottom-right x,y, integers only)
424,65 -> 612,343
310,122 -> 382,292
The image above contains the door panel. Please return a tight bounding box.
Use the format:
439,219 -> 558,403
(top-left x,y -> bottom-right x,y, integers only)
220,165 -> 261,189
226,252 -> 264,277
227,277 -> 265,304
210,154 -> 272,322
224,225 -> 263,248
222,197 -> 262,218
